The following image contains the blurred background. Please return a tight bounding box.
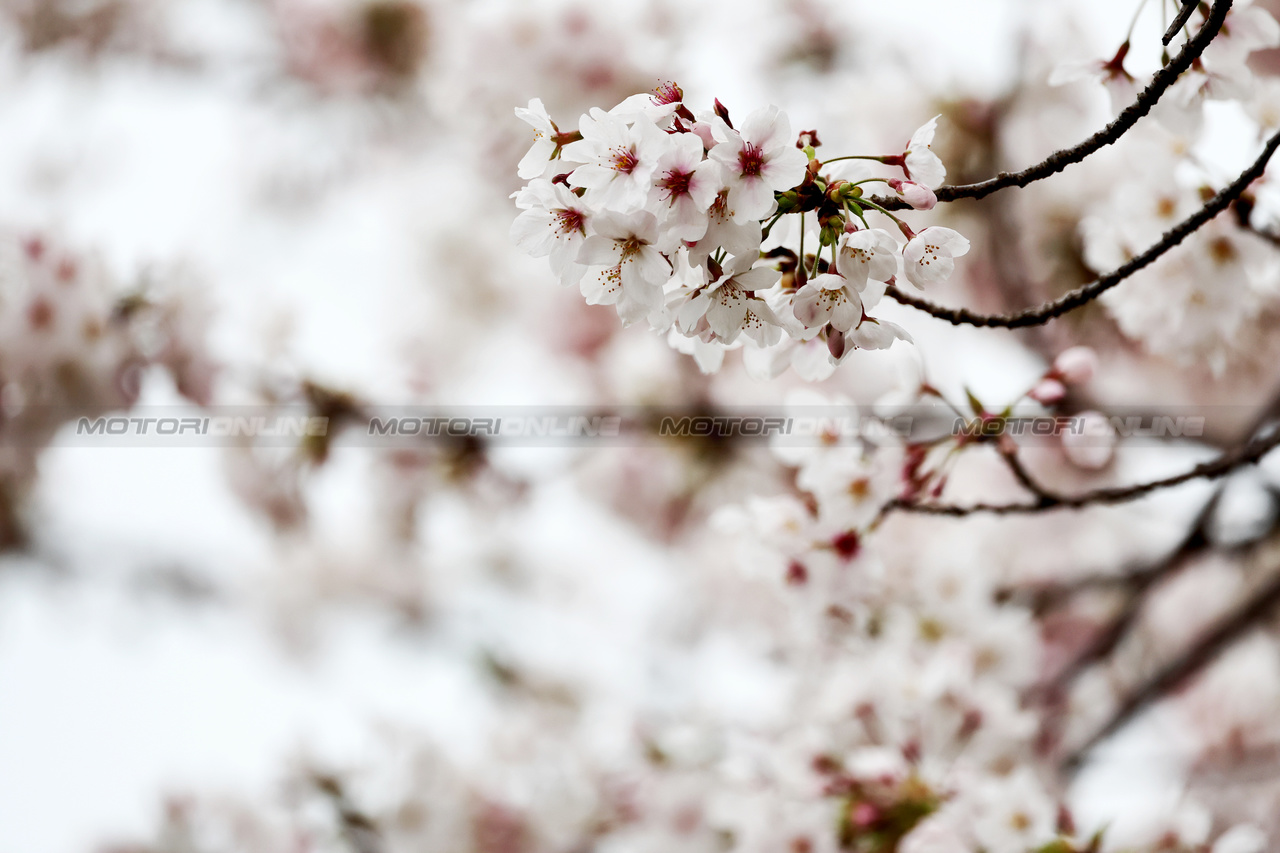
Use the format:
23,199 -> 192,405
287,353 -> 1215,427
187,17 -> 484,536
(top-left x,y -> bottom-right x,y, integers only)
5,0 -> 1280,851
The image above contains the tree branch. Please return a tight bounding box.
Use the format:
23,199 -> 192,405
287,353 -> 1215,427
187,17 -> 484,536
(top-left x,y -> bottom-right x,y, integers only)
888,425 -> 1280,516
867,0 -> 1232,210
885,130 -> 1280,328
1036,488 -> 1224,693
1063,557 -> 1280,772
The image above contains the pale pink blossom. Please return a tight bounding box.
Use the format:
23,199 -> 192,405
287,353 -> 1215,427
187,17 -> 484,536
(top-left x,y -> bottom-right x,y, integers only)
648,131 -> 722,248
562,109 -> 671,212
510,179 -> 592,287
902,226 -> 970,287
902,115 -> 946,189
709,106 -> 809,222
577,211 -> 670,324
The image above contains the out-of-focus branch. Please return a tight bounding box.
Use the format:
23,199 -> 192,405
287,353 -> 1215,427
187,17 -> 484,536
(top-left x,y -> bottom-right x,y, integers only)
1036,488 -> 1224,693
884,130 -> 1280,328
998,443 -> 1061,508
888,423 -> 1280,516
868,0 -> 1232,211
1063,557 -> 1280,772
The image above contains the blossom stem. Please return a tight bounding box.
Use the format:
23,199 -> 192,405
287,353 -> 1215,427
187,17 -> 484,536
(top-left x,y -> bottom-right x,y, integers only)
856,198 -> 914,239
760,211 -> 785,240
821,155 -> 893,166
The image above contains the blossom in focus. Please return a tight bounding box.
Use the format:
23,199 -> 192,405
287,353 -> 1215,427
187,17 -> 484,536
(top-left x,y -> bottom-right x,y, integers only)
676,249 -> 783,346
709,105 -> 809,221
648,131 -> 722,247
514,98 -> 560,180
835,227 -> 900,291
562,108 -> 670,212
902,226 -> 970,287
576,210 -> 670,324
902,115 -> 946,189
510,179 -> 592,287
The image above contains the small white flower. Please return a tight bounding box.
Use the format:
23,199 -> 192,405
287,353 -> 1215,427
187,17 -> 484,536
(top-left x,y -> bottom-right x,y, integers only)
902,226 -> 970,288
514,98 -> 561,180
835,228 -> 900,293
686,188 -> 762,268
609,81 -> 687,126
510,179 -> 592,287
648,132 -> 722,248
844,317 -> 912,352
903,115 -> 946,189
562,109 -> 671,212
791,273 -> 864,332
676,252 -> 782,346
709,105 -> 809,222
577,211 -> 670,325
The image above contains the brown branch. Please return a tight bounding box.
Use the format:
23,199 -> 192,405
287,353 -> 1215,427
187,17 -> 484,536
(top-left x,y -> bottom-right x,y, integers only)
888,425 -> 1280,516
1063,559 -> 1280,772
1165,0 -> 1200,45
1005,489 -> 1226,613
998,443 -> 1061,508
867,0 -> 1232,211
1036,488 -> 1224,693
885,129 -> 1280,328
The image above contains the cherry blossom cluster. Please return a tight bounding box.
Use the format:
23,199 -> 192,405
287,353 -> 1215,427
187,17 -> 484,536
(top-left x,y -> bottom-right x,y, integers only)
0,233 -> 215,546
511,84 -> 971,374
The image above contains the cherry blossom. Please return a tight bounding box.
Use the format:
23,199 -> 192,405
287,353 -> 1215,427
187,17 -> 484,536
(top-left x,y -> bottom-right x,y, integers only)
708,105 -> 808,222
902,115 -> 946,189
562,108 -> 671,212
648,131 -> 722,247
685,187 -> 761,269
791,272 -> 864,331
510,178 -> 592,287
675,250 -> 782,346
1048,41 -> 1139,114
902,226 -> 970,288
834,227 -> 900,291
514,97 -> 562,179
576,210 -> 670,324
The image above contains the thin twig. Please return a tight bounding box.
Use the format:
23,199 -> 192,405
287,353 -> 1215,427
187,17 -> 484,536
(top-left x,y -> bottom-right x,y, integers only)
998,444 -> 1062,507
1164,0 -> 1200,45
1037,488 -> 1224,693
885,130 -> 1280,328
1063,560 -> 1280,772
888,424 -> 1280,516
867,0 -> 1232,211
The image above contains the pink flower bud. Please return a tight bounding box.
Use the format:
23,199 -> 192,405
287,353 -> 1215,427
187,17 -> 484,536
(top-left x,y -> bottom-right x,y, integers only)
887,178 -> 937,211
1062,410 -> 1115,470
1029,378 -> 1067,404
1052,346 -> 1098,385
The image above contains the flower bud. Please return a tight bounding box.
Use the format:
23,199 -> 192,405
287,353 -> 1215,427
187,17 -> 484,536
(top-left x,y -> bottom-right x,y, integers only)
1028,378 -> 1066,404
887,178 -> 936,211
775,191 -> 800,213
1062,410 -> 1115,470
1051,346 -> 1098,385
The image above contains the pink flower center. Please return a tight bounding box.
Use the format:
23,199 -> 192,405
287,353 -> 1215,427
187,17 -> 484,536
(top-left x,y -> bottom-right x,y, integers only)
609,146 -> 639,174
708,189 -> 734,223
554,208 -> 586,236
652,81 -> 683,105
737,143 -> 765,178
658,169 -> 694,202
